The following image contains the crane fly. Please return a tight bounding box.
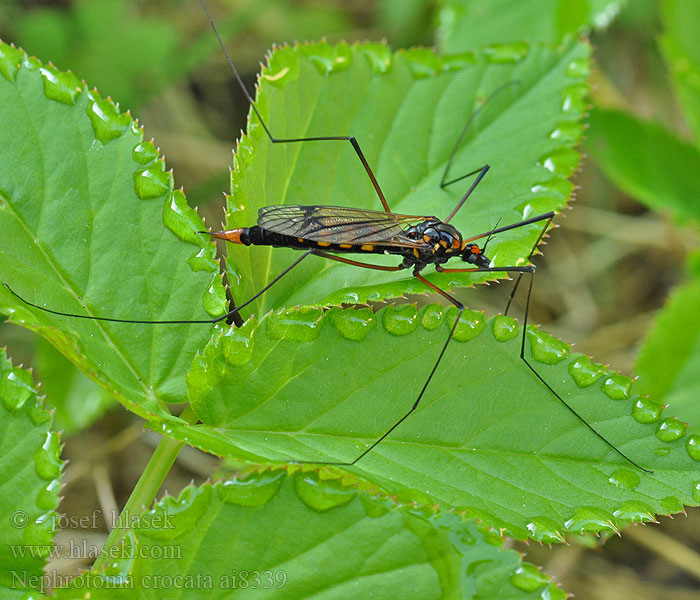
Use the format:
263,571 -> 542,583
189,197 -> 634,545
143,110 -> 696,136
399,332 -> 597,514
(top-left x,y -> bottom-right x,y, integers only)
3,0 -> 650,473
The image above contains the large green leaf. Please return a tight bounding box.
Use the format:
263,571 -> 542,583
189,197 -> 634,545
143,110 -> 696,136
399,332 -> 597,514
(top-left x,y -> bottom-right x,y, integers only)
0,349 -> 62,594
586,107 -> 700,224
660,0 -> 700,141
635,276 -> 700,435
151,306 -> 698,539
0,41 -> 225,416
437,0 -> 625,51
54,471 -> 565,599
226,41 -> 588,317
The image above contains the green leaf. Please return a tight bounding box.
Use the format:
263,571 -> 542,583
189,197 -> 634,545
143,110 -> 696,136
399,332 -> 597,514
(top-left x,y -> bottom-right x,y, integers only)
660,0 -> 700,141
35,338 -> 113,434
152,306 -> 697,539
0,349 -> 62,593
437,0 -> 625,51
11,0 -> 179,108
227,41 -> 589,317
635,276 -> 700,435
586,107 -> 700,224
54,471 -> 565,599
0,42 -> 223,416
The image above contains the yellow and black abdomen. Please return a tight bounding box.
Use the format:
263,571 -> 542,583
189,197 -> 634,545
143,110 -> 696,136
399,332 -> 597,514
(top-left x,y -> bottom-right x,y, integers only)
242,226 -> 401,256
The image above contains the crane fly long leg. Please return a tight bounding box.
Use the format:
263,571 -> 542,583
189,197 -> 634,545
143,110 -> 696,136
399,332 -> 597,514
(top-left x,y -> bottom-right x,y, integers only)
196,0 -> 390,213
444,164 -> 490,224
504,213 -> 554,314
2,250 -> 315,325
310,250 -> 403,271
516,271 -> 652,473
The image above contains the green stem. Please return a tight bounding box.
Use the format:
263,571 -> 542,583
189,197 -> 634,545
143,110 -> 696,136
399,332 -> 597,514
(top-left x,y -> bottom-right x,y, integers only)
93,406 -> 198,571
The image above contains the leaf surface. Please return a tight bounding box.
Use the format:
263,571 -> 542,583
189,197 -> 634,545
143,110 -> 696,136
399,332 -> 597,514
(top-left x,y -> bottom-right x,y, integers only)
227,41 -> 589,317
437,0 -> 624,50
153,306 -> 698,539
0,42 -> 224,414
54,472 -> 565,599
0,349 -> 62,593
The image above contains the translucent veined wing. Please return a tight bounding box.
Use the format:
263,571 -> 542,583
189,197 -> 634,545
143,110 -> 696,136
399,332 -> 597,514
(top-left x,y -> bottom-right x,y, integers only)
257,205 -> 433,246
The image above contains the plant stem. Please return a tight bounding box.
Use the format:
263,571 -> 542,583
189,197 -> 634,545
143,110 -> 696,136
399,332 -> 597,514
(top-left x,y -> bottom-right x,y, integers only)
92,406 -> 198,571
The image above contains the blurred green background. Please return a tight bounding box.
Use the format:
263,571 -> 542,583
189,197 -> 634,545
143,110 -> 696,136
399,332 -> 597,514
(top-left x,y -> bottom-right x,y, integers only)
1,0 -> 699,597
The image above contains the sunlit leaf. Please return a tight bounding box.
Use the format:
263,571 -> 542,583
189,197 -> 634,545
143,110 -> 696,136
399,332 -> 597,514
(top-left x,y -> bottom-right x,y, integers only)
151,306 -> 697,539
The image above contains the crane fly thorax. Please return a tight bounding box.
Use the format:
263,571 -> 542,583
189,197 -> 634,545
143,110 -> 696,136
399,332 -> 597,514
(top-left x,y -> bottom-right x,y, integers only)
406,219 -> 463,261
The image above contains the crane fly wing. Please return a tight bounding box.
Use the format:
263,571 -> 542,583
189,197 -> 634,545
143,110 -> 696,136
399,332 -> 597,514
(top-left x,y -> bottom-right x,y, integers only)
258,205 -> 431,247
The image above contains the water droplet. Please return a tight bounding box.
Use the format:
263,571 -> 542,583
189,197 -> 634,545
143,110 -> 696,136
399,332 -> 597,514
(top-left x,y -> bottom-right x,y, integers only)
541,584 -> 567,600
568,356 -> 607,387
236,134 -> 255,166
530,178 -> 572,200
102,531 -> 136,585
566,57 -> 589,78
40,65 -> 82,105
510,563 -> 548,592
0,42 -> 23,82
218,470 -> 285,507
561,83 -> 588,114
294,472 -> 357,511
23,512 -> 57,551
659,495 -> 683,513
36,479 -> 61,511
492,315 -> 518,342
537,147 -> 580,177
654,446 -> 670,456
187,246 -> 219,273
632,397 -> 663,423
304,42 -> 352,75
382,304 -> 419,336
693,483 -> 700,504
362,495 -> 392,519
613,500 -> 656,523
686,434 -> 700,462
85,90 -> 131,143
601,373 -> 632,400
133,165 -> 172,200
328,307 -> 376,341
186,353 -> 214,398
267,306 -> 324,342
216,320 -> 256,367
1,366 -> 35,411
446,307 -> 485,342
608,468 -> 640,490
564,507 -> 617,535
527,327 -> 569,364
262,47 -> 299,88
656,417 -> 687,443
420,304 -> 444,331
162,190 -> 205,245
132,141 -> 159,165
138,486 -> 209,541
483,41 -> 529,63
525,517 -> 565,544
404,48 -> 440,78
548,121 -> 584,143
34,432 -> 62,480
359,43 -> 392,73
441,52 -> 477,72
202,274 -> 227,318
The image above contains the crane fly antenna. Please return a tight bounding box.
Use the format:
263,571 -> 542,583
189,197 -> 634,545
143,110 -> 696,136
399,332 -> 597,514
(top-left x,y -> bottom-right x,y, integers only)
196,0 -> 392,211
480,217 -> 502,255
440,80 -> 520,189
